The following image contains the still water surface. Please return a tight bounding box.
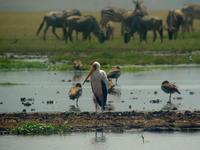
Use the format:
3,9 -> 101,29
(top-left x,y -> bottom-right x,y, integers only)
0,132 -> 200,150
0,67 -> 200,113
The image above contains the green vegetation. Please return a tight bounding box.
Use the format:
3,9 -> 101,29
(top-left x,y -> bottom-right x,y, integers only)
0,82 -> 26,86
0,58 -> 47,70
11,122 -> 72,135
0,11 -> 200,69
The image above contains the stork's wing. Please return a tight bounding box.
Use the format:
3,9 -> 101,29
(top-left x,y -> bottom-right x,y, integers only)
163,83 -> 181,94
100,70 -> 109,90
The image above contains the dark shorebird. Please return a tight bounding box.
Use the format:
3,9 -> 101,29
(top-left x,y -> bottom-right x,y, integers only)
161,80 -> 181,103
107,66 -> 121,85
68,83 -> 82,105
73,60 -> 83,70
83,61 -> 109,111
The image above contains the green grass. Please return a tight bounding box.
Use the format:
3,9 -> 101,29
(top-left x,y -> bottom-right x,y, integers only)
0,11 -> 200,68
0,58 -> 47,70
0,82 -> 26,86
11,122 -> 72,135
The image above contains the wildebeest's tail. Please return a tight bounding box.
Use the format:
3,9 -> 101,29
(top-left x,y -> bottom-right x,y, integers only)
159,19 -> 163,42
36,16 -> 46,36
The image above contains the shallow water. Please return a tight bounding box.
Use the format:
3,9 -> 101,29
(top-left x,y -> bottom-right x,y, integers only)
0,132 -> 200,150
0,67 -> 200,113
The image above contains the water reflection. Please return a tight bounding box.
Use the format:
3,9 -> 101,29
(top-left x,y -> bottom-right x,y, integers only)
105,104 -> 115,111
93,134 -> 106,143
1,132 -> 200,150
68,105 -> 81,112
109,87 -> 122,97
72,71 -> 83,82
161,102 -> 181,111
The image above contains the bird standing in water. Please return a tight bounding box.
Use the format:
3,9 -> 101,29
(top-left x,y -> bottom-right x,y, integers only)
73,60 -> 83,70
83,61 -> 109,140
83,61 -> 109,111
161,80 -> 181,103
68,83 -> 82,106
107,66 -> 121,85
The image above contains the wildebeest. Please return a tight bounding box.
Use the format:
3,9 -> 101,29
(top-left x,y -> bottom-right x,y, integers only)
182,4 -> 200,31
100,0 -> 148,35
166,9 -> 186,40
36,9 -> 81,40
64,15 -> 82,40
64,15 -> 105,43
100,6 -> 132,35
184,16 -> 194,32
124,14 -> 163,43
105,21 -> 115,40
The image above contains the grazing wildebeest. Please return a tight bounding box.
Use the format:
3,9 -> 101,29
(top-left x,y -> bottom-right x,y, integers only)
182,4 -> 200,31
64,15 -> 105,43
36,9 -> 81,40
100,6 -> 132,35
185,16 -> 194,32
166,9 -> 186,40
124,14 -> 163,43
105,21 -> 114,40
64,15 -> 82,40
100,0 -> 148,35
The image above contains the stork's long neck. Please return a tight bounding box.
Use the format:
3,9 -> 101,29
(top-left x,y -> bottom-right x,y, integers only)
90,69 -> 101,81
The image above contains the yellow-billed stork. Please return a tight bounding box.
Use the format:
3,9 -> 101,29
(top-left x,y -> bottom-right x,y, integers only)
83,61 -> 109,111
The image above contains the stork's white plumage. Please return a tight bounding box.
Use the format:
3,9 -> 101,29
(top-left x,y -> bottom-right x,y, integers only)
83,61 -> 109,111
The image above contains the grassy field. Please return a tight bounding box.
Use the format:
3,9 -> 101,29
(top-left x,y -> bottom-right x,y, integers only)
0,11 -> 200,69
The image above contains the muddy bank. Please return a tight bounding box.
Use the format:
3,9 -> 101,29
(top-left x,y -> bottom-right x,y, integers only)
1,111 -> 200,134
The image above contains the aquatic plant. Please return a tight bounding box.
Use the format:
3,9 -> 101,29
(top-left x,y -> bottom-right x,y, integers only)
11,122 -> 72,135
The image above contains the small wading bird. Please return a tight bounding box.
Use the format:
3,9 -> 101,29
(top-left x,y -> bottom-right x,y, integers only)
68,83 -> 82,106
73,60 -> 83,70
107,66 -> 121,85
83,61 -> 109,111
161,80 -> 181,103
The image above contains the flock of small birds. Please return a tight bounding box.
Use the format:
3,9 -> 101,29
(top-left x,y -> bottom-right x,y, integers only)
11,61 -> 197,113
68,61 -> 121,105
68,60 -> 181,109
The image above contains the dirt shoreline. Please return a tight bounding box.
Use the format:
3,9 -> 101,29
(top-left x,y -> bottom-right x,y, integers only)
1,111 -> 200,134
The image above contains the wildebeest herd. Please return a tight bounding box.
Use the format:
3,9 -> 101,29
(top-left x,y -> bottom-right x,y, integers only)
36,0 -> 200,43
